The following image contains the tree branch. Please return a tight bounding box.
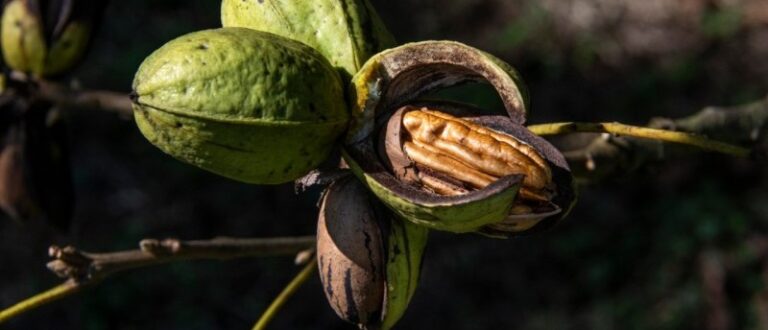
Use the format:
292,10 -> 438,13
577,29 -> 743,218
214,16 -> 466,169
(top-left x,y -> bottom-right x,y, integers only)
539,96 -> 768,181
0,236 -> 316,324
4,71 -> 134,117
34,79 -> 133,117
528,122 -> 750,157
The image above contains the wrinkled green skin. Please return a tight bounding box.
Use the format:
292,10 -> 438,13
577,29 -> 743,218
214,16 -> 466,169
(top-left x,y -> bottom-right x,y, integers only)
221,0 -> 396,77
133,28 -> 348,184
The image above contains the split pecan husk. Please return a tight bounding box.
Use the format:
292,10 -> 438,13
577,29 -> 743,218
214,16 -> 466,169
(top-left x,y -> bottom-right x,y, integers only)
342,41 -> 575,236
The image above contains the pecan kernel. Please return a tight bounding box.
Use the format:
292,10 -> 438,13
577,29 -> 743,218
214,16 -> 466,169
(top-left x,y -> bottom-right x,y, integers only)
400,108 -> 554,202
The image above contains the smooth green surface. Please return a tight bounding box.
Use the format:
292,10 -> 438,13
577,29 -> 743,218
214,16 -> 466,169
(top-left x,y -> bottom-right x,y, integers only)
44,22 -> 92,76
221,0 -> 396,76
343,150 -> 520,233
1,0 -> 46,75
133,28 -> 348,184
0,0 -> 92,76
382,217 -> 428,329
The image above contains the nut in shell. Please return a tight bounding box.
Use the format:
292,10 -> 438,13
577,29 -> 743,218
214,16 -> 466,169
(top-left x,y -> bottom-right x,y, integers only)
317,176 -> 428,329
1,0 -> 106,77
131,28 -> 349,184
380,105 -> 563,235
317,176 -> 385,326
343,41 -> 575,236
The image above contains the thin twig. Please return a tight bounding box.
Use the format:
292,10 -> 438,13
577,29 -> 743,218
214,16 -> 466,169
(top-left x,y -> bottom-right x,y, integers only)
4,71 -> 133,116
0,281 -> 83,323
0,236 -> 316,324
253,258 -> 317,330
527,122 -> 750,157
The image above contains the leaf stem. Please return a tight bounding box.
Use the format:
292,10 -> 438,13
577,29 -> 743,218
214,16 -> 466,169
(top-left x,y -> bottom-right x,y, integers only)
0,281 -> 83,323
253,258 -> 317,330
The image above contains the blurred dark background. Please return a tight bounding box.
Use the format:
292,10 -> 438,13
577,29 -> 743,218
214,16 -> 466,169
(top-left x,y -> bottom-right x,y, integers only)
2,0 -> 768,329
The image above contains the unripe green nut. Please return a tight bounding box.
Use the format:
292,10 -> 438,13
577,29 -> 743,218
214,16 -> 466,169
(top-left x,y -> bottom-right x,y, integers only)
221,0 -> 396,77
132,28 -> 349,184
1,0 -> 104,77
44,21 -> 92,76
1,0 -> 46,74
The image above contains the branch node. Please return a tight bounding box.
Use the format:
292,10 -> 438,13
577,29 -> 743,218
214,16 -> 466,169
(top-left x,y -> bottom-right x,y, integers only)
46,245 -> 93,281
139,238 -> 181,255
129,90 -> 138,102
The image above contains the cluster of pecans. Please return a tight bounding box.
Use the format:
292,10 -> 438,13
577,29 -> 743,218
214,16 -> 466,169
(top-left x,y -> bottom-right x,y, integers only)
0,0 -> 566,328
0,0 -> 577,328
315,40 -> 576,326
129,0 -> 576,328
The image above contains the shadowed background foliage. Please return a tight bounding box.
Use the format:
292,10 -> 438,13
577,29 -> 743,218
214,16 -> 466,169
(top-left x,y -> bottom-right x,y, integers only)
1,0 -> 768,329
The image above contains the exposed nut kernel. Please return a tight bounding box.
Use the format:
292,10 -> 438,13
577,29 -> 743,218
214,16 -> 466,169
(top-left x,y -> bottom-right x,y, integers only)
398,108 -> 555,202
378,106 -> 561,233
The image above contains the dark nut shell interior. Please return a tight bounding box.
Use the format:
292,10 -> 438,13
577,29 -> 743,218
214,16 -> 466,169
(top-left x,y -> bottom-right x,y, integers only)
373,43 -> 528,124
348,41 -> 529,145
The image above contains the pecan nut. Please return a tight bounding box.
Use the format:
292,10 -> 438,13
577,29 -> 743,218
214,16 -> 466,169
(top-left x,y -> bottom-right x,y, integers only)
343,41 -> 576,236
1,0 -> 106,77
317,176 -> 428,329
384,106 -> 558,218
131,28 -> 349,184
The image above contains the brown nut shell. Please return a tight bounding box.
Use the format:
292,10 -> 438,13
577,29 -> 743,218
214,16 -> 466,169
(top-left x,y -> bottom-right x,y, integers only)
317,176 -> 386,326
